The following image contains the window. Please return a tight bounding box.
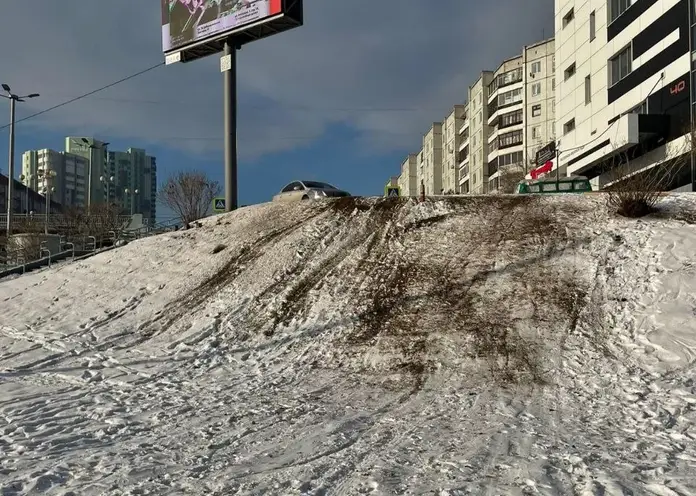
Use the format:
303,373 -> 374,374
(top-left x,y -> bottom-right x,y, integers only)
500,109 -> 523,128
499,129 -> 523,148
532,82 -> 542,96
488,68 -> 523,93
498,87 -> 523,107
532,104 -> 541,117
531,61 -> 541,74
609,0 -> 631,23
532,126 -> 540,139
563,118 -> 575,134
590,11 -> 596,41
609,45 -> 632,86
499,151 -> 523,167
564,63 -> 576,80
552,78 -> 555,90
563,8 -> 575,27
585,75 -> 592,104
282,181 -> 302,192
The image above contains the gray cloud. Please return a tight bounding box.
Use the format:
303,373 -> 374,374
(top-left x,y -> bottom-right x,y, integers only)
0,0 -> 553,160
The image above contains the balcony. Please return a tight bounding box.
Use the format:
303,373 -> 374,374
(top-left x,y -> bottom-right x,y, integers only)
457,145 -> 469,164
497,130 -> 523,150
487,67 -> 523,97
458,131 -> 469,151
458,118 -> 470,135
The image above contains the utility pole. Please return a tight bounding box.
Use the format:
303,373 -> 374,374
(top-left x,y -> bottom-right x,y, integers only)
1,84 -> 39,236
222,38 -> 239,212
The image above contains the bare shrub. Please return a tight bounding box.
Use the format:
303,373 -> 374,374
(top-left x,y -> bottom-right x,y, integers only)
1,232 -> 45,265
604,136 -> 690,217
157,171 -> 221,227
61,203 -> 124,242
498,167 -> 525,194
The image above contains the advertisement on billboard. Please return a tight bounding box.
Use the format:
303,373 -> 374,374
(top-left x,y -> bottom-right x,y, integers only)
162,0 -> 283,53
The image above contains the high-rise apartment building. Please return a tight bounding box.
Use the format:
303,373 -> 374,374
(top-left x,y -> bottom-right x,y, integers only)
396,38 -> 556,195
524,39 -> 556,170
555,0 -> 692,190
441,105 -> 466,194
398,154 -> 418,196
457,102 -> 471,193
22,139 -> 158,221
106,148 -> 157,225
486,56 -> 525,192
21,149 -> 88,207
467,72 -> 495,194
65,137 -> 109,205
421,123 -> 444,195
486,38 -> 556,192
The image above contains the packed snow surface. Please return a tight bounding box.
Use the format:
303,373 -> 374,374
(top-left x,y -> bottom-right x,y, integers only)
1,195 -> 696,495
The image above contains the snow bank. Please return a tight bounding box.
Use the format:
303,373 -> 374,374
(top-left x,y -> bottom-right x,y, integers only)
1,194 -> 695,495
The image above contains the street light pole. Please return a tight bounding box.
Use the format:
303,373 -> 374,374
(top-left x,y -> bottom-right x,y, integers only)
44,186 -> 55,235
131,188 -> 138,215
7,97 -> 15,234
20,173 -> 31,213
75,138 -> 109,210
40,169 -> 56,234
1,84 -> 39,236
100,175 -> 114,206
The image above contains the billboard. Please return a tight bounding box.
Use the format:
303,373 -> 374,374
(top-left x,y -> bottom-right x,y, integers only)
162,0 -> 299,56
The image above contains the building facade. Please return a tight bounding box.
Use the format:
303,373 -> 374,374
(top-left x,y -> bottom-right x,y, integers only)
65,137 -> 109,205
422,123 -> 444,195
487,56 -> 525,192
398,154 -> 418,196
524,39 -> 557,172
555,0 -> 693,190
457,102 -> 471,193
466,72 -> 495,194
106,148 -> 157,225
442,105 -> 466,194
21,149 -> 88,208
487,38 -> 556,192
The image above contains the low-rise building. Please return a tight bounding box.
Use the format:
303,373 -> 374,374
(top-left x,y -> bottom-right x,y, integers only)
398,154 -> 418,196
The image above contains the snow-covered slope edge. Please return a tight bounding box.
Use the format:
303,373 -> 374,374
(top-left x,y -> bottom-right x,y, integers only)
0,195 -> 695,495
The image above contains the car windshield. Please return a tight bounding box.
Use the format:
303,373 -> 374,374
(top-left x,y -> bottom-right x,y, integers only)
302,181 -> 335,189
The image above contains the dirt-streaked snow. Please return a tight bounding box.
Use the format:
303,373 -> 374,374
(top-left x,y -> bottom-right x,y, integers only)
1,195 -> 696,495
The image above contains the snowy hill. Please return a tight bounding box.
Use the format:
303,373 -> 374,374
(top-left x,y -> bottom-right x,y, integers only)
1,195 -> 696,495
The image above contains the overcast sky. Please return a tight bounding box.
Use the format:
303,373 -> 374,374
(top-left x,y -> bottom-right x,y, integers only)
0,0 -> 554,203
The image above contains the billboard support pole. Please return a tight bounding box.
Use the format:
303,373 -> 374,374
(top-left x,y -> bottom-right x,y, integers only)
223,38 -> 238,212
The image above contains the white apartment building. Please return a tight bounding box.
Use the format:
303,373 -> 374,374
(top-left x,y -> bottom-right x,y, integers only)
486,56 -> 525,192
456,102 -> 471,193
555,0 -> 693,190
462,72 -> 495,194
21,149 -> 88,208
421,123 -> 444,195
398,154 -> 418,196
487,38 -> 556,192
524,39 -> 557,171
416,149 -> 424,191
442,105 -> 467,194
